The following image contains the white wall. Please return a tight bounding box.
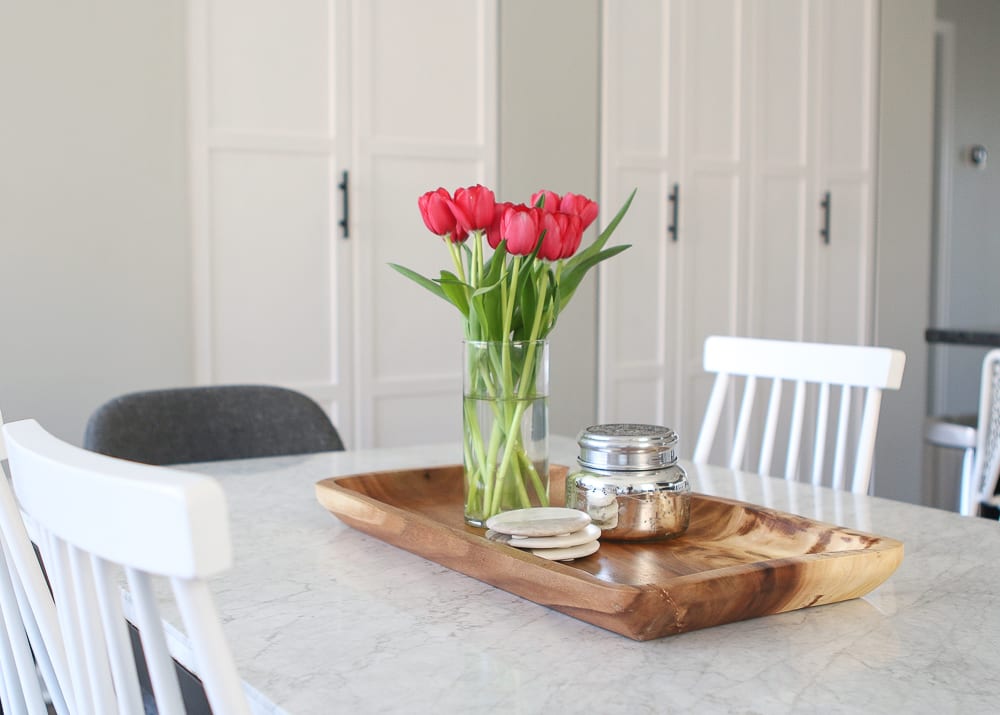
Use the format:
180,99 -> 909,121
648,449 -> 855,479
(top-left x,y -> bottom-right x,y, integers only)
874,0 -> 936,504
0,3 -> 194,444
499,0 -> 602,439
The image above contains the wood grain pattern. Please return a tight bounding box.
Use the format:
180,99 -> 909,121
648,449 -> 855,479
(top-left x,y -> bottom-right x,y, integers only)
315,465 -> 903,641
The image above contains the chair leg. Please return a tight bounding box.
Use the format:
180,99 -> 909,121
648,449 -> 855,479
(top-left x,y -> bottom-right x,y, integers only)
958,447 -> 977,516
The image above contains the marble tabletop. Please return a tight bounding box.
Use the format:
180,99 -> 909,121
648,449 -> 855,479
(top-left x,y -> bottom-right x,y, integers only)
169,437 -> 1000,714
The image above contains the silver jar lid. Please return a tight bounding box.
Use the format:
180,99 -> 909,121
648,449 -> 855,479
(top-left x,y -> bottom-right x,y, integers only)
576,423 -> 678,471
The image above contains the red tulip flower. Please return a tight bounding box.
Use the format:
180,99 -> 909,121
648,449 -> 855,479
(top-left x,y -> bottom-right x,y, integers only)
453,184 -> 497,234
500,204 -> 541,255
559,212 -> 584,258
558,192 -> 599,231
531,189 -> 562,213
487,201 -> 514,249
537,212 -> 565,261
418,187 -> 466,241
537,212 -> 585,260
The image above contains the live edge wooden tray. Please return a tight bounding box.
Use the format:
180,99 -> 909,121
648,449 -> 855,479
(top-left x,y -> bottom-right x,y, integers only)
315,464 -> 903,641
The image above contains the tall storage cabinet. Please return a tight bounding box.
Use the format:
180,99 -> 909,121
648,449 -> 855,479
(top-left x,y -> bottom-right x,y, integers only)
188,0 -> 497,448
598,0 -> 879,461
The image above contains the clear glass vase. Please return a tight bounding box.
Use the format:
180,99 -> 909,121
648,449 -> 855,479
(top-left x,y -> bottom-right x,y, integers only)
462,340 -> 550,527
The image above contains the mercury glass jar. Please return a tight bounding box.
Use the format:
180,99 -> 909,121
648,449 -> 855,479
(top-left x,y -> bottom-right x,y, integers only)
565,424 -> 690,541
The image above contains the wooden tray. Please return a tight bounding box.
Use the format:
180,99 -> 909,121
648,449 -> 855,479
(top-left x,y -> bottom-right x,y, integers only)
315,465 -> 903,641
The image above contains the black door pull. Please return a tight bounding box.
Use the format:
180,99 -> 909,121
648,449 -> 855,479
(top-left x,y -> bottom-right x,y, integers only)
667,183 -> 679,242
819,191 -> 831,245
338,170 -> 349,239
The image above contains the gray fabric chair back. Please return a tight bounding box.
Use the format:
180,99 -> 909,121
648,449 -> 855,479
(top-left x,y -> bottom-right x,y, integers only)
84,385 -> 344,465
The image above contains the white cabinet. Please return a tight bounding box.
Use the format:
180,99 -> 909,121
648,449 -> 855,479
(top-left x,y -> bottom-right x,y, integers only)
598,0 -> 879,460
188,0 -> 497,448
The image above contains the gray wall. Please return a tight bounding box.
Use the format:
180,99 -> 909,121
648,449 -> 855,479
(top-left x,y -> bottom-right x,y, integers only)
0,3 -> 194,443
873,0 -> 936,504
932,0 -> 1000,415
499,0 -> 602,439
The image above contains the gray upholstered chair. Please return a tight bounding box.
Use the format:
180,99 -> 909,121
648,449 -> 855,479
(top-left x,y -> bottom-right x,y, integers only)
84,384 -> 344,465
80,384 -> 343,713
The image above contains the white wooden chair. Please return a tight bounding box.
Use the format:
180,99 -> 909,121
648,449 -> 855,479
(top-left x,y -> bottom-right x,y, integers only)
924,350 -> 1000,516
693,336 -> 906,494
2,418 -> 251,715
969,350 -> 1000,518
927,349 -> 1000,517
0,408 -> 71,714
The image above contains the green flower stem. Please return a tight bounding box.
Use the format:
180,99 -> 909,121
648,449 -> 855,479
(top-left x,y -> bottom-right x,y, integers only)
475,230 -> 485,285
508,450 -> 532,508
488,270 -> 551,516
447,238 -> 466,285
462,399 -> 488,512
488,398 -> 528,515
518,448 -> 549,505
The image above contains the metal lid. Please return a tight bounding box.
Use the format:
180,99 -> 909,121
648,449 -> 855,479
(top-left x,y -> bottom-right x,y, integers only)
576,423 -> 678,471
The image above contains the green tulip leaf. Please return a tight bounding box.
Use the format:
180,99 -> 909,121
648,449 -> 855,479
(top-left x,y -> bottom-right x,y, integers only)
388,263 -> 448,302
439,271 -> 471,317
482,240 -> 508,284
558,244 -> 632,312
566,188 -> 636,272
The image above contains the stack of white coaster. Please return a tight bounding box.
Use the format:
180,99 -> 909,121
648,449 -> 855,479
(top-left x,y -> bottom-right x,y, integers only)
484,507 -> 601,561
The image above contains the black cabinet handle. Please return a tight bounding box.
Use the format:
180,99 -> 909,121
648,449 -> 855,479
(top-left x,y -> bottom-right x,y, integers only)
819,191 -> 831,245
338,170 -> 350,239
667,183 -> 679,242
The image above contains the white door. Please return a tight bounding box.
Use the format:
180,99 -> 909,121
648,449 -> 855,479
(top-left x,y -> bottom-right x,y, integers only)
599,0 -> 878,459
599,0 -> 748,452
188,0 -> 356,440
598,0 -> 678,429
189,0 -> 497,448
745,0 -> 813,343
747,0 -> 878,347
352,0 -> 497,448
672,0 -> 749,447
807,0 -> 879,347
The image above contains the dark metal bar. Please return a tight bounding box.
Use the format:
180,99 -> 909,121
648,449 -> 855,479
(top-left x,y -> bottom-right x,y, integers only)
820,191 -> 831,245
338,170 -> 349,239
667,183 -> 679,242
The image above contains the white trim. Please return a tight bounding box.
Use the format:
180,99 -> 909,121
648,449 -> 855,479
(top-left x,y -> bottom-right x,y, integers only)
595,0 -> 612,422
188,0 -> 212,384
931,20 -> 956,414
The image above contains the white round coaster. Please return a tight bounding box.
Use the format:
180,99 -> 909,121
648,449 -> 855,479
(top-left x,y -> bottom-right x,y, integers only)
486,523 -> 601,549
485,507 -> 591,537
531,539 -> 601,561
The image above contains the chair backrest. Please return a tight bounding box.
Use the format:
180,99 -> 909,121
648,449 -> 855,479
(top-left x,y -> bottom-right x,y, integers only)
693,336 -> 906,494
84,384 -> 344,465
0,408 -> 71,714
2,419 -> 251,715
971,349 -> 1000,513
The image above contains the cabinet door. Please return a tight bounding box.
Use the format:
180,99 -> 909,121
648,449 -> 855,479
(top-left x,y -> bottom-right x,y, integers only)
189,0 -> 356,441
191,0 -> 498,449
353,0 -> 497,447
599,0 -> 747,454
673,0 -> 749,449
746,0 -> 813,342
809,0 -> 879,346
599,0 -> 877,462
598,0 -> 676,427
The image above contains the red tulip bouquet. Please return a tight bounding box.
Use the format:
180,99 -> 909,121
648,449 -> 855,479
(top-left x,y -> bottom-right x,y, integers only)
392,185 -> 635,525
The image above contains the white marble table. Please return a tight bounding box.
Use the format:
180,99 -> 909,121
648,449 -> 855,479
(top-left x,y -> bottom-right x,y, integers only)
172,437 -> 1000,714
